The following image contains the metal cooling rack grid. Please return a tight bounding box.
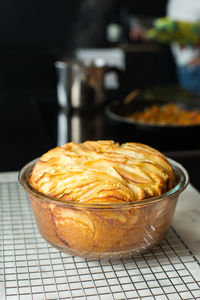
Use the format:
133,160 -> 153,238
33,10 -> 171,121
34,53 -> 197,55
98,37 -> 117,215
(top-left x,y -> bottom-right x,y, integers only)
0,181 -> 200,300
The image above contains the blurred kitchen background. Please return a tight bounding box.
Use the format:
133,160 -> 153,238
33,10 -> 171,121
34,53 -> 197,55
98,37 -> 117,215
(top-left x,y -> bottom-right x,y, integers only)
1,0 -> 200,188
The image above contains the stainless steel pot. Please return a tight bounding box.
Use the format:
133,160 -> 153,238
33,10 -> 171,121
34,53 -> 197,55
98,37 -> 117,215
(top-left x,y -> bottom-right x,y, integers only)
55,58 -> 119,110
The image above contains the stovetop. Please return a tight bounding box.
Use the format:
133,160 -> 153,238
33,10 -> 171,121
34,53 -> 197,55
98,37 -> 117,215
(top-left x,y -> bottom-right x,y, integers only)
1,90 -> 200,190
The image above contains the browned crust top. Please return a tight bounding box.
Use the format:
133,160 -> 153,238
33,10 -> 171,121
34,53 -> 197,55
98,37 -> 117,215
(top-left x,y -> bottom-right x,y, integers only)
29,141 -> 176,203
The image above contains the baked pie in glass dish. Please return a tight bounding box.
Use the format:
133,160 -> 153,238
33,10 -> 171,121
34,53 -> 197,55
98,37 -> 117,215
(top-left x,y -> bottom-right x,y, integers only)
19,140 -> 189,259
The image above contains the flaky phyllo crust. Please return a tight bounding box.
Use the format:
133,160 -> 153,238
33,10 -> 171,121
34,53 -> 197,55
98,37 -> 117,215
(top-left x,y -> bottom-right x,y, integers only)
30,141 -> 176,203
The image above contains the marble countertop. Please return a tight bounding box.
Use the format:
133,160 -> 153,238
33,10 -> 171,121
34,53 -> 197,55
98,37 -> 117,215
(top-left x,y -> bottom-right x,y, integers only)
172,184 -> 200,262
1,171 -> 200,262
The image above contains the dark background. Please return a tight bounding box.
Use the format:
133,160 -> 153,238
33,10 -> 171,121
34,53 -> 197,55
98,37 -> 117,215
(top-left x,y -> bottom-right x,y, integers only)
0,0 -> 168,93
0,0 -> 179,172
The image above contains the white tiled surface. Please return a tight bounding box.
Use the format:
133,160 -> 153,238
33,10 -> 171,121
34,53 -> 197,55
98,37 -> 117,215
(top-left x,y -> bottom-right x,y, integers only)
172,184 -> 200,261
0,173 -> 200,299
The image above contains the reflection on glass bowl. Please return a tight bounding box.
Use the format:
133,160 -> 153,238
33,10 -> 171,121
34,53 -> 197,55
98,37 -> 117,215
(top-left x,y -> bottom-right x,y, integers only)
19,158 -> 189,259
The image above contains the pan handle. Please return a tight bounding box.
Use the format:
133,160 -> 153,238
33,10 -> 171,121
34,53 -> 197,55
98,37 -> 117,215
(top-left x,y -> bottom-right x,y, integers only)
123,89 -> 140,105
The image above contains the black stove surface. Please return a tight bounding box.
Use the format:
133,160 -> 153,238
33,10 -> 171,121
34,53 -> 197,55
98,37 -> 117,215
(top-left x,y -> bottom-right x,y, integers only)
1,91 -> 200,191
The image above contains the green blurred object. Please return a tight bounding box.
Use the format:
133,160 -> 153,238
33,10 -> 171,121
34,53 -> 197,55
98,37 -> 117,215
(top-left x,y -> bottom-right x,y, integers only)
147,17 -> 200,46
140,84 -> 197,101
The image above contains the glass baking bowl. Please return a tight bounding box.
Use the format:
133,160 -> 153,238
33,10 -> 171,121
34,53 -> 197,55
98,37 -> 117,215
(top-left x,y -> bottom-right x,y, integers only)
19,158 -> 189,259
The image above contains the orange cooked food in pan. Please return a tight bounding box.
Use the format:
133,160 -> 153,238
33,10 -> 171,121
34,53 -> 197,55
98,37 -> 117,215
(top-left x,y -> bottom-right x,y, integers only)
127,103 -> 200,125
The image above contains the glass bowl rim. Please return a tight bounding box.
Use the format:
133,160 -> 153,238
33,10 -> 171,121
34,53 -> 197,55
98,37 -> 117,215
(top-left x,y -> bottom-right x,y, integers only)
18,157 -> 189,209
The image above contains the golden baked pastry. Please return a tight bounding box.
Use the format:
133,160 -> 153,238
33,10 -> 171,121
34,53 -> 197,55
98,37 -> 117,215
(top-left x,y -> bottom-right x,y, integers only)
30,140 -> 176,203
26,140 -> 180,258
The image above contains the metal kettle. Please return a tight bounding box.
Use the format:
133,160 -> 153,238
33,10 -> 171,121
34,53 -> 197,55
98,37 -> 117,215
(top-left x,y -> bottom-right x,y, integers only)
55,58 -> 119,110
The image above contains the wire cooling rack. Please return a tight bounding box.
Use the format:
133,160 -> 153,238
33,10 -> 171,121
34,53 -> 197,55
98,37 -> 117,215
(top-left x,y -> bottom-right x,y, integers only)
0,180 -> 200,300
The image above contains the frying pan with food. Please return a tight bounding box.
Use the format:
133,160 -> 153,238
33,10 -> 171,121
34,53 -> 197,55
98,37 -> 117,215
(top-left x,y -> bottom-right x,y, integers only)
105,96 -> 200,151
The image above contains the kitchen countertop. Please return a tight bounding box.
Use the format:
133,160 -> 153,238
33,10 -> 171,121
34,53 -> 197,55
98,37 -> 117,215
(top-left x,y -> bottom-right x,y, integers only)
172,184 -> 200,262
1,171 -> 200,262
1,170 -> 200,299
